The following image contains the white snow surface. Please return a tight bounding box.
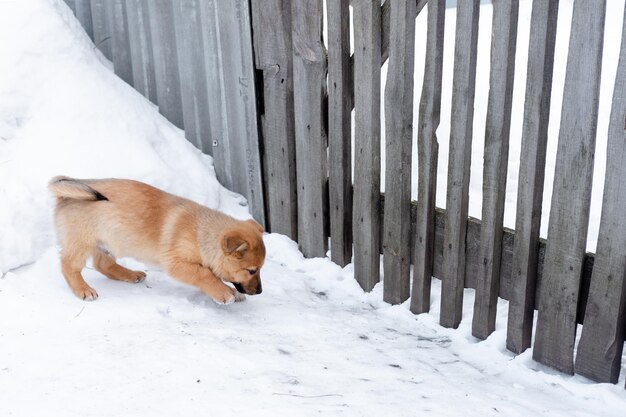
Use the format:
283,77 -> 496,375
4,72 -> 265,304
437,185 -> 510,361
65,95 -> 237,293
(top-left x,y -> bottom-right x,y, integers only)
1,1 -> 626,416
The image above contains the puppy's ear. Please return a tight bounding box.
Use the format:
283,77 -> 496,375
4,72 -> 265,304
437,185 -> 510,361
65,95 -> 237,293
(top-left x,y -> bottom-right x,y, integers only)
221,231 -> 249,257
246,219 -> 264,233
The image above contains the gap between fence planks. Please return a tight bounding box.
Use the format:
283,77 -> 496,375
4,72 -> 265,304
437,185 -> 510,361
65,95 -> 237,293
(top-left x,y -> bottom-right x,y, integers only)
533,0 -> 607,375
440,0 -> 480,329
291,0 -> 327,258
471,0 -> 519,340
506,0 -> 559,355
411,0 -> 444,315
574,2 -> 626,383
383,0 -> 417,305
353,0 -> 382,292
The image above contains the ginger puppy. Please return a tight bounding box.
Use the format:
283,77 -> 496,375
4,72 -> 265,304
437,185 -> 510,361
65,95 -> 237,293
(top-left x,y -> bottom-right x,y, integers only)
49,176 -> 265,304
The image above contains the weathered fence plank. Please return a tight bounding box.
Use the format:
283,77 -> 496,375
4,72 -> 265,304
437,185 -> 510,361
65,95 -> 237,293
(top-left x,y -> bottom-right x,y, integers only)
90,0 -> 112,60
353,0 -> 382,291
327,0 -> 352,267
574,3 -> 626,383
250,0 -> 298,239
533,0 -> 606,374
410,0 -> 444,314
172,0 -> 212,154
440,0 -> 480,329
200,0 -> 266,226
506,0 -> 559,355
145,0 -> 184,129
125,0 -> 157,103
383,0 -> 417,305
65,0 -> 94,40
291,0 -> 327,257
106,0 -> 133,86
472,0 -> 519,340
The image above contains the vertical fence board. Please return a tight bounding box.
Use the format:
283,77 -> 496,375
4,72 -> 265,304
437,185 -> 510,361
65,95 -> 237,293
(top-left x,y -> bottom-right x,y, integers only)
291,0 -> 327,257
353,0 -> 382,292
172,0 -> 212,155
506,0 -> 559,355
327,0 -> 352,267
250,0 -> 298,239
66,0 -> 94,40
472,0 -> 519,340
574,4 -> 626,383
146,0 -> 184,129
125,0 -> 157,103
383,0 -> 417,305
106,0 -> 133,86
200,0 -> 266,225
90,0 -> 112,60
411,0 -> 444,314
533,0 -> 607,374
440,0 -> 480,329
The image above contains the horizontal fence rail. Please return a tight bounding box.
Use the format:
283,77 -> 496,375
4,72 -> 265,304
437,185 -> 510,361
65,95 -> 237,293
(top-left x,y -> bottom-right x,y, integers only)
251,0 -> 626,388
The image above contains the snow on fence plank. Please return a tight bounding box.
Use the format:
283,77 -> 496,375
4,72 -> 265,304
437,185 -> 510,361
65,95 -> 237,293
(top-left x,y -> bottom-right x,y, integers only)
410,0 -> 444,315
125,0 -> 157,103
352,0 -> 382,292
506,0 -> 559,355
383,0 -> 417,305
291,0 -> 327,258
574,3 -> 626,384
440,0 -> 480,329
172,0 -> 212,155
327,0 -> 353,267
471,0 -> 519,340
106,0 -> 133,87
250,0 -> 298,240
533,0 -> 607,375
145,0 -> 184,129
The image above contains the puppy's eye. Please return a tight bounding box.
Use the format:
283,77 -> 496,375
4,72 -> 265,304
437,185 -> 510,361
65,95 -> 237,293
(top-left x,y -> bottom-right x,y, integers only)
247,269 -> 257,276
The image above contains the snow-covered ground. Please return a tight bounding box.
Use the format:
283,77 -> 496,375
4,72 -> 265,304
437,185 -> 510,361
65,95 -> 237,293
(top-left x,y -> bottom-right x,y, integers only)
1,1 -> 625,416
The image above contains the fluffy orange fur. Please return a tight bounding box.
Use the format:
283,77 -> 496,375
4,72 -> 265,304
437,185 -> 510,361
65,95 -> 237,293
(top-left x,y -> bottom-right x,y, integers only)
49,176 -> 265,304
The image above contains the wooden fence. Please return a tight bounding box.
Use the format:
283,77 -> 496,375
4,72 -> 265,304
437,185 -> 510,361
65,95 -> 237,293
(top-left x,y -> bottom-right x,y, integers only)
251,0 -> 626,387
63,0 -> 266,226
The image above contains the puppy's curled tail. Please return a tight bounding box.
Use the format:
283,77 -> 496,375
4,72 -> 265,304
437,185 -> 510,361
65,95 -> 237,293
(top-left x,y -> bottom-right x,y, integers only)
48,176 -> 108,201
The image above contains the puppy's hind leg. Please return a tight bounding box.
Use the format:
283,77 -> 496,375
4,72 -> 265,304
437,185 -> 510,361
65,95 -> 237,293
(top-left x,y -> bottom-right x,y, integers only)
93,248 -> 146,283
61,247 -> 98,301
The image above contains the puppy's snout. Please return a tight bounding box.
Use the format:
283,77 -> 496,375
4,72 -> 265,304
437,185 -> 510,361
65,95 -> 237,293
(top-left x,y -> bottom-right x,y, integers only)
255,282 -> 262,294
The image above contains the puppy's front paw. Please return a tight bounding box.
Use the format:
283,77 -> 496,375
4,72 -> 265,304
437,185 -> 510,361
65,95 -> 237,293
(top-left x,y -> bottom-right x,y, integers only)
212,286 -> 236,305
74,285 -> 98,301
234,291 -> 246,302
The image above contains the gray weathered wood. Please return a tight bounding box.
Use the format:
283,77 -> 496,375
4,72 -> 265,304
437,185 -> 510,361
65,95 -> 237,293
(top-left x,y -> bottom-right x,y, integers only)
145,0 -> 184,129
327,0 -> 352,267
506,0 -> 559,355
200,0 -> 266,226
125,0 -> 157,103
106,0 -> 133,86
383,0 -> 417,305
440,0 -> 480,329
90,0 -> 112,60
353,0 -> 382,292
291,0 -> 327,257
411,0 -> 444,314
472,0 -> 519,340
533,0 -> 607,374
66,0 -> 94,40
250,0 -> 297,239
574,3 -> 626,383
172,0 -> 213,155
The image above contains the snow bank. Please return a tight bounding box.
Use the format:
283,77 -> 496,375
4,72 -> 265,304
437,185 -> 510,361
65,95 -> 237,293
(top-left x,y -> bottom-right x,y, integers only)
0,0 -> 249,274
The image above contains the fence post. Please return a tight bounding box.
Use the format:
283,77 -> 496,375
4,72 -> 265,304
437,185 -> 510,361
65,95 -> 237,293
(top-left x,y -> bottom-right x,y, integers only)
327,0 -> 352,267
440,0 -> 480,329
472,0 -> 519,340
353,0 -> 382,291
533,0 -> 607,374
574,3 -> 626,383
411,0 -> 444,314
383,0 -> 417,305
